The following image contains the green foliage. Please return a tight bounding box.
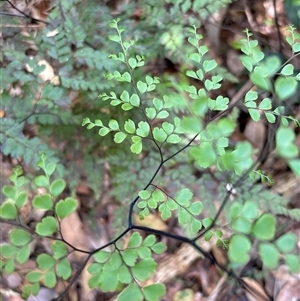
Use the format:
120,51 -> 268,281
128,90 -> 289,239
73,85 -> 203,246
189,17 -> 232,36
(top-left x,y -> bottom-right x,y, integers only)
88,232 -> 166,300
1,166 -> 28,220
82,20 -> 299,284
0,118 -> 59,166
229,201 -> 298,271
0,156 -> 75,298
138,187 -> 204,233
239,28 -> 300,125
1,0 -> 119,194
1,1 -> 300,299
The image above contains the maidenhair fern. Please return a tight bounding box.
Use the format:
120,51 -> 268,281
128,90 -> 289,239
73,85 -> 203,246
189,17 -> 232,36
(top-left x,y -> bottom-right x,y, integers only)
1,1 -> 300,300
81,20 -> 300,284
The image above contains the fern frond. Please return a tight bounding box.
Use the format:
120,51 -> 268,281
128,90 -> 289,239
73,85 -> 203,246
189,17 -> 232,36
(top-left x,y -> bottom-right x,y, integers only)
0,119 -> 57,165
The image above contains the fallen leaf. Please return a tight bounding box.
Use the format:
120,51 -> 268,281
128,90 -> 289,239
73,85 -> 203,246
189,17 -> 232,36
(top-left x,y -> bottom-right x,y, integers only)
60,211 -> 90,258
243,119 -> 265,150
276,280 -> 300,301
242,277 -> 269,301
133,213 -> 168,231
26,59 -> 60,85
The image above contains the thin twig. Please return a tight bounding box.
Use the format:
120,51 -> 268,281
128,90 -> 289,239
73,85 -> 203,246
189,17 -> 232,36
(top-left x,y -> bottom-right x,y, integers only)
5,0 -> 49,25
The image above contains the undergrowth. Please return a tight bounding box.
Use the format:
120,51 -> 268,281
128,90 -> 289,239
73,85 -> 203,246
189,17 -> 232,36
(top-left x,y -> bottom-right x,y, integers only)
1,0 -> 300,300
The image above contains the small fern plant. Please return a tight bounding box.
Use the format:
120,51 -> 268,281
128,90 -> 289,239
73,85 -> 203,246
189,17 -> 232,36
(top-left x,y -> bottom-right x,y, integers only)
1,19 -> 300,301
